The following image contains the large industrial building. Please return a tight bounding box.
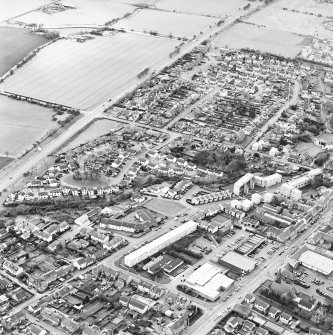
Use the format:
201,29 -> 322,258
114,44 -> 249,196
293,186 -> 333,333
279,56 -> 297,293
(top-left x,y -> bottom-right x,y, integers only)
298,250 -> 333,276
184,263 -> 234,301
218,251 -> 256,274
124,221 -> 198,267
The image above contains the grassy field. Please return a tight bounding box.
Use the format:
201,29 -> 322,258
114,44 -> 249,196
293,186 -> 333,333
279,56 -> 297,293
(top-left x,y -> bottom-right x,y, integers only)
144,198 -> 186,217
213,23 -> 308,58
61,119 -> 123,151
1,33 -> 179,110
0,0 -> 51,22
246,5 -> 333,39
0,95 -> 54,157
0,157 -> 14,170
294,142 -> 323,158
17,0 -> 135,27
113,9 -> 217,38
0,27 -> 46,76
156,0 -> 246,17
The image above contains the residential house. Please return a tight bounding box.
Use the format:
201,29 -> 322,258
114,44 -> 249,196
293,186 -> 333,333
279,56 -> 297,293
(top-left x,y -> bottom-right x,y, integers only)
254,299 -> 270,314
280,312 -> 292,325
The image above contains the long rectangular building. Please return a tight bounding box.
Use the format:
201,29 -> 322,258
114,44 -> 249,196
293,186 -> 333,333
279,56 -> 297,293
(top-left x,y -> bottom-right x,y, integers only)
124,221 -> 198,267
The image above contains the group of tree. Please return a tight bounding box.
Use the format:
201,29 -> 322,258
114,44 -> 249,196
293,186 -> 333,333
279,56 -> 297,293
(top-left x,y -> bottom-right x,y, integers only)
193,148 -> 246,173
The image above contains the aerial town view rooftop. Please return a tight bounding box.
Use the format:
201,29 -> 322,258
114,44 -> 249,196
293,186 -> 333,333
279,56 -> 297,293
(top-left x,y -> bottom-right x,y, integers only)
1,0 -> 333,334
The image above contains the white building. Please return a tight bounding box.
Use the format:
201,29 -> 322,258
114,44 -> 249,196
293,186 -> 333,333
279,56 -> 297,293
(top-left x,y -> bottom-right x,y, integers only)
254,173 -> 282,188
124,221 -> 198,267
233,173 -> 254,195
251,193 -> 261,205
298,250 -> 333,276
184,263 -> 234,301
279,169 -> 322,200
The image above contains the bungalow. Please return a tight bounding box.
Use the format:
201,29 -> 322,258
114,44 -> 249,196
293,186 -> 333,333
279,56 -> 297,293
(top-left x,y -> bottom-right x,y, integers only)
254,299 -> 270,314
280,312 -> 292,325
38,192 -> 49,200
49,188 -> 62,197
27,180 -> 44,188
25,192 -> 36,201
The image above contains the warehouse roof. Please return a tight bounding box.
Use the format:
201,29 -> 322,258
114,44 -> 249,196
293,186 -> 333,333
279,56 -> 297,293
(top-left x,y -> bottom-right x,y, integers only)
219,251 -> 256,273
298,250 -> 333,275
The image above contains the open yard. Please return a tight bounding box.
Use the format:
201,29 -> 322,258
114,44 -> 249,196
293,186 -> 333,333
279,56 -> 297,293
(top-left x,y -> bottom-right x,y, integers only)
17,0 -> 136,27
0,26 -> 46,76
113,9 -> 217,38
61,118 -> 124,151
1,32 -> 179,110
245,5 -> 333,39
144,198 -> 186,217
213,22 -> 308,58
0,95 -> 55,157
155,0 -> 247,17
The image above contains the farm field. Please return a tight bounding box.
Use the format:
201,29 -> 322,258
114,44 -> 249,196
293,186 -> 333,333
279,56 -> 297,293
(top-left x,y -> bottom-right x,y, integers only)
17,0 -> 136,27
263,0 -> 333,18
213,23 -> 308,58
113,9 -> 217,38
0,0 -> 51,22
0,27 -> 46,76
245,5 -> 333,39
1,33 -> 180,110
144,198 -> 186,217
0,95 -> 54,157
61,119 -> 124,151
155,0 -> 247,17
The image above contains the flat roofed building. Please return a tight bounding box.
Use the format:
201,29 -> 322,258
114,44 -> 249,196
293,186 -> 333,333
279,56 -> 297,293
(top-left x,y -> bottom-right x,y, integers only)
184,263 -> 234,301
298,250 -> 333,276
218,251 -> 256,274
124,221 -> 198,267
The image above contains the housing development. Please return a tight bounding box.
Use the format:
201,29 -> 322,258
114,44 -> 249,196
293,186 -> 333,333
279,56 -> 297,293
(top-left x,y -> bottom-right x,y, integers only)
2,0 -> 333,335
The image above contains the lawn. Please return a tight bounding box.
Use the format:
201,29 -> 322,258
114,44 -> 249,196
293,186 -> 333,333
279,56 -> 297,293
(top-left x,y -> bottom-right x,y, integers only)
246,5 -> 333,39
0,27 -> 46,76
0,95 -> 55,157
61,119 -> 124,151
144,198 -> 186,217
213,22 -> 308,58
156,0 -> 246,17
113,9 -> 217,38
1,32 -> 179,110
17,0 -> 136,27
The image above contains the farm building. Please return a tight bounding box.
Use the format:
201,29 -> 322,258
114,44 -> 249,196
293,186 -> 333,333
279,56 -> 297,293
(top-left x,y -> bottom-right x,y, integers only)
184,263 -> 234,301
218,251 -> 256,274
124,221 -> 198,267
298,250 -> 333,276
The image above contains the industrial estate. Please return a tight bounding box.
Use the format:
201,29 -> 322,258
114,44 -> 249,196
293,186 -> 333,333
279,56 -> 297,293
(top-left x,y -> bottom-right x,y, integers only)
2,0 -> 333,335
